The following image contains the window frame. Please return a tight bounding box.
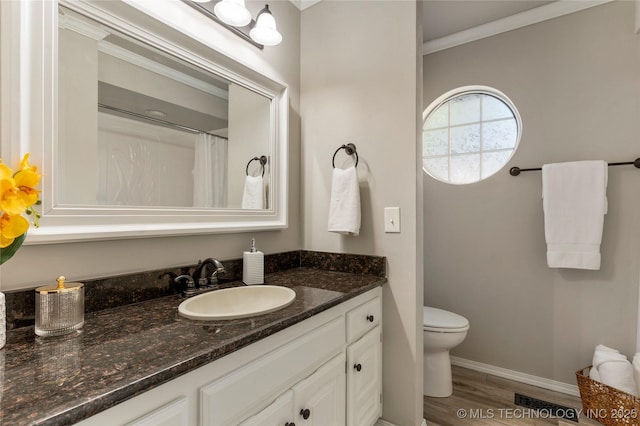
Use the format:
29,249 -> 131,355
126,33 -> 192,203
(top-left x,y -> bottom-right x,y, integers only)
422,85 -> 522,185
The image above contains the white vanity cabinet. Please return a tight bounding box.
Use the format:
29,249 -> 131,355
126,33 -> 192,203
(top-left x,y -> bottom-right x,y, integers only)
75,287 -> 382,426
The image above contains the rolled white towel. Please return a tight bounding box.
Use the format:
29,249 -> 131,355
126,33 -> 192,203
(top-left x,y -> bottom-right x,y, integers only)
589,344 -> 618,381
598,360 -> 638,396
593,344 -> 624,368
591,345 -> 638,396
632,354 -> 640,396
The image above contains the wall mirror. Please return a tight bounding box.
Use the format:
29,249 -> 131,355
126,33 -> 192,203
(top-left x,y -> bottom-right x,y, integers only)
0,0 -> 288,243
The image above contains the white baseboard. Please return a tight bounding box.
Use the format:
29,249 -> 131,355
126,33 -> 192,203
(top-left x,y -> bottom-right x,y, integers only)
450,356 -> 580,397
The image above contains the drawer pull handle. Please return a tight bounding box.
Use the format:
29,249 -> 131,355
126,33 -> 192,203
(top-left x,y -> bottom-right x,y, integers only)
354,363 -> 362,372
285,423 -> 296,426
300,408 -> 311,420
366,314 -> 375,322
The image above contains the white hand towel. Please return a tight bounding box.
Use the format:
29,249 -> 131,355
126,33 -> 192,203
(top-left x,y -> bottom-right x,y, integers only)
328,166 -> 361,236
542,160 -> 608,270
241,175 -> 265,210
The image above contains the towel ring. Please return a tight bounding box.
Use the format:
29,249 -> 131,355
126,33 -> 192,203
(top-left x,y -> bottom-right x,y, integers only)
332,143 -> 358,168
246,155 -> 267,177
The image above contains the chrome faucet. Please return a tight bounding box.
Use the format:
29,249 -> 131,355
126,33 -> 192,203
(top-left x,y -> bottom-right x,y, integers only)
193,258 -> 226,287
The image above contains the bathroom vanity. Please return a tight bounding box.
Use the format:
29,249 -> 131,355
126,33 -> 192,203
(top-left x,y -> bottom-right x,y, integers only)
0,264 -> 385,426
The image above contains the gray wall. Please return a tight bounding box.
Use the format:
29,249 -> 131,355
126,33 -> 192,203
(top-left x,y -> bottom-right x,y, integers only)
423,1 -> 640,385
301,1 -> 423,424
0,0 -> 301,290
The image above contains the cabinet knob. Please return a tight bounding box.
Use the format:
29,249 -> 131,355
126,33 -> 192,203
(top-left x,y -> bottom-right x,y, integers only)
366,314 -> 375,322
354,363 -> 362,372
300,408 -> 311,420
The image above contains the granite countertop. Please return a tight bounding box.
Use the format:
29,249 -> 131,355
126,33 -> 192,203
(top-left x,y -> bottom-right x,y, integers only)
0,267 -> 385,426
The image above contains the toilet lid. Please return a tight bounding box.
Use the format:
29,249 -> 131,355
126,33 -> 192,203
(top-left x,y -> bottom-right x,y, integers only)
423,307 -> 469,331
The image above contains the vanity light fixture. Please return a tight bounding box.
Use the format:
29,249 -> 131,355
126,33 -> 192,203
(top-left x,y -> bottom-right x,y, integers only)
183,0 -> 282,48
213,0 -> 252,27
249,5 -> 282,46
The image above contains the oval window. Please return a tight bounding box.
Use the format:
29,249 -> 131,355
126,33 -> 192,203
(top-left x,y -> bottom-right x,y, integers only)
422,86 -> 522,184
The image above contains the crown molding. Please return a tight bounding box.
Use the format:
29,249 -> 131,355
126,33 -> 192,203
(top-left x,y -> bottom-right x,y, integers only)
288,0 -> 322,11
423,0 -> 614,55
59,11 -> 110,40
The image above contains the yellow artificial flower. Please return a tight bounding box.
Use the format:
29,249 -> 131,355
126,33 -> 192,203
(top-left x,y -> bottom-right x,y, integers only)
0,212 -> 29,249
0,154 -> 41,215
14,153 -> 40,207
0,153 -> 40,261
0,175 -> 23,215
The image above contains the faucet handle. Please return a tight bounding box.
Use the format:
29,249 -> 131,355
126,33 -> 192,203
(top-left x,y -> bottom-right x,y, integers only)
174,274 -> 196,296
209,267 -> 227,284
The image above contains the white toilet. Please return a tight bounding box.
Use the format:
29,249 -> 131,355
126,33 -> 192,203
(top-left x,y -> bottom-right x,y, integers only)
423,306 -> 469,397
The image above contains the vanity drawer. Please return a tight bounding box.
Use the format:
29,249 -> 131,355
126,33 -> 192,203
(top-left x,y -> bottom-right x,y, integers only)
346,296 -> 381,343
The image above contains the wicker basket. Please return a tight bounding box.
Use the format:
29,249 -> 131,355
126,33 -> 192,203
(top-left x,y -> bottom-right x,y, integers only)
576,365 -> 640,425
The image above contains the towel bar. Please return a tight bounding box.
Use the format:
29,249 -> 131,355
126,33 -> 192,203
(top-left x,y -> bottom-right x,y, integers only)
332,143 -> 359,168
246,155 -> 267,176
509,157 -> 640,176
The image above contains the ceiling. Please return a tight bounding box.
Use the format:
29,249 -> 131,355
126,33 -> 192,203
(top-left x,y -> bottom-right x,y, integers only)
421,0 -> 555,42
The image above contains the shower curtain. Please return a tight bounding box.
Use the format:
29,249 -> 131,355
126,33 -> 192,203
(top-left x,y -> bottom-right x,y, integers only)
192,133 -> 228,208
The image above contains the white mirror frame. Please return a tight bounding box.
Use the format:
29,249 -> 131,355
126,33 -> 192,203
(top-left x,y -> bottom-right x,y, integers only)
0,0 -> 288,244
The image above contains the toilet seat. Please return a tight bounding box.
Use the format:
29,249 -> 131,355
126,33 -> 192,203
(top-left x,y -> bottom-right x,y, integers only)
423,307 -> 469,333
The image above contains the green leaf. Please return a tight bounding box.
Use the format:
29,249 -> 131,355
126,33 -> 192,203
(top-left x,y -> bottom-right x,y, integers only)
0,233 -> 26,265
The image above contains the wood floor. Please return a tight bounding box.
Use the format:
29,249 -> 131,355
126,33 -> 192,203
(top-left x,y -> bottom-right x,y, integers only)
424,366 -> 601,426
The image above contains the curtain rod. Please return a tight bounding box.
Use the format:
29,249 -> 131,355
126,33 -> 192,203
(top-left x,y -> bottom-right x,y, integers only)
509,158 -> 640,176
97,103 -> 228,140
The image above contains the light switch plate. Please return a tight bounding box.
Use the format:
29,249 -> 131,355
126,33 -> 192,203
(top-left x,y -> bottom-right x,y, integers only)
384,207 -> 400,233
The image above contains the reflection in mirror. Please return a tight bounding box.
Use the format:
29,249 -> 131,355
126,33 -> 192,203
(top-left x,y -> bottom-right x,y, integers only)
57,7 -> 271,210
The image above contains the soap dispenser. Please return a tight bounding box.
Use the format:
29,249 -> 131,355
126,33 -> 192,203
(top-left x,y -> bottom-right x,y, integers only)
243,239 -> 264,285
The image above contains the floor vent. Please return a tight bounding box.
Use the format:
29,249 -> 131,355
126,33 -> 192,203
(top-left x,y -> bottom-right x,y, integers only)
514,393 -> 578,422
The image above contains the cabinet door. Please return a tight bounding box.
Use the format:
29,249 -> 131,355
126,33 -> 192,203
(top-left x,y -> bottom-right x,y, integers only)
239,390 -> 295,426
293,353 -> 346,426
346,326 -> 382,426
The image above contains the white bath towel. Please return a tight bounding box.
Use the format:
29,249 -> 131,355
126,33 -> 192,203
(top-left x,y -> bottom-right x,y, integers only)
328,166 -> 361,236
542,160 -> 608,270
241,175 -> 265,210
592,345 -> 638,396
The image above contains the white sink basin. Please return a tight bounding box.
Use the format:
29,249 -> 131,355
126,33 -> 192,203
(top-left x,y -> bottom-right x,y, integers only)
178,285 -> 296,321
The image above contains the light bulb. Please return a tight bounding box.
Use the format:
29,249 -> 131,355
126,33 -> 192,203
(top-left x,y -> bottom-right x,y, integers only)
249,4 -> 282,46
214,0 -> 251,27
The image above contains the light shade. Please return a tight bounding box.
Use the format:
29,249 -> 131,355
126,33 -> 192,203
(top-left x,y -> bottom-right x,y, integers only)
249,4 -> 282,46
214,0 -> 252,27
